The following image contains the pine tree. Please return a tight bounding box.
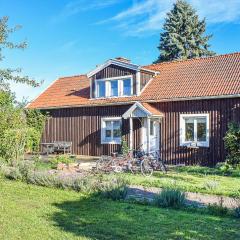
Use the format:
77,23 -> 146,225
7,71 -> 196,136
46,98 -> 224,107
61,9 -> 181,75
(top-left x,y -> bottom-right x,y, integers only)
154,0 -> 215,63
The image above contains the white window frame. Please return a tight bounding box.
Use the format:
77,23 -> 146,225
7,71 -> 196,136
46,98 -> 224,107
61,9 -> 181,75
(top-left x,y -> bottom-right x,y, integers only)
95,75 -> 133,99
180,113 -> 210,147
101,117 -> 122,144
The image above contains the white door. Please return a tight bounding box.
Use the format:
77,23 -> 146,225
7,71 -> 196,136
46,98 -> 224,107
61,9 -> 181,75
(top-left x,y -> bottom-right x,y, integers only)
142,118 -> 160,153
149,119 -> 160,152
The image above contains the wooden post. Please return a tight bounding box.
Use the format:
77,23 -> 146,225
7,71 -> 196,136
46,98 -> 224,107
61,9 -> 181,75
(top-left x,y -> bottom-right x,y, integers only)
147,117 -> 150,153
129,116 -> 133,150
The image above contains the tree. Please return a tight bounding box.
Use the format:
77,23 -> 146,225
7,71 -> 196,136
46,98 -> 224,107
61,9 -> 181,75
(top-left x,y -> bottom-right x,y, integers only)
0,16 -> 39,90
154,0 -> 215,63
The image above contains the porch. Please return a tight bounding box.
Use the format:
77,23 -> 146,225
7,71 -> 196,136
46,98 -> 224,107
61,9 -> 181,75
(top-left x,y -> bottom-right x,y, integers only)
122,102 -> 163,153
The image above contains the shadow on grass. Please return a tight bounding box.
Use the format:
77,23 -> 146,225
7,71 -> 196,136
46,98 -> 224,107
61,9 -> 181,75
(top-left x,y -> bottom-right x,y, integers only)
51,195 -> 239,240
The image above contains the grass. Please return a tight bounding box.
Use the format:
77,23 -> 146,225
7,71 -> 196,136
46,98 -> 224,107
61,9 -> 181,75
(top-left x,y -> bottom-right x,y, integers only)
0,178 -> 239,240
102,167 -> 240,197
33,159 -> 240,197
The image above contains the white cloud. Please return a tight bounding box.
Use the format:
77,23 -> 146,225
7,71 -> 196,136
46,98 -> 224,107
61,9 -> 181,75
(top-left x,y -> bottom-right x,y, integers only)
104,0 -> 240,35
52,0 -> 119,23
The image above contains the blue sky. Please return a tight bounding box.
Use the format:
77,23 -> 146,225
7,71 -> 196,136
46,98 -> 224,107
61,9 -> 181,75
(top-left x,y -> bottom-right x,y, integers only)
1,0 -> 240,101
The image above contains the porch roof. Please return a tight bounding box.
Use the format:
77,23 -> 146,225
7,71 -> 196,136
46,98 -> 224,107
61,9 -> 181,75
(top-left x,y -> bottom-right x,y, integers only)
122,102 -> 163,119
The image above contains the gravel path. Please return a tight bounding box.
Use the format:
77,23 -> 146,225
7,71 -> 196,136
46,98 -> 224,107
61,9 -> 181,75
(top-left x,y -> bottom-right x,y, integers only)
126,185 -> 239,209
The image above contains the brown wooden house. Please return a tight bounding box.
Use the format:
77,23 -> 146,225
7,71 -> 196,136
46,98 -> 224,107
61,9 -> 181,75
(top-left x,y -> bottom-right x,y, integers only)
27,53 -> 240,166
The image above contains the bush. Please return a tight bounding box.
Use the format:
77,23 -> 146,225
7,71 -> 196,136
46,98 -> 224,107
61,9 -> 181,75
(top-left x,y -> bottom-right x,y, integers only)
99,177 -> 128,200
207,203 -> 228,216
0,128 -> 29,164
203,180 -> 219,191
50,155 -> 74,168
224,122 -> 240,167
18,160 -> 35,180
5,167 -> 22,180
154,188 -> 186,208
27,171 -> 58,187
234,206 -> 240,218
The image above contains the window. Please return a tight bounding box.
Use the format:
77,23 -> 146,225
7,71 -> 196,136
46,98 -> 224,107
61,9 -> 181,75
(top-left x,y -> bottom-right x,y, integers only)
95,76 -> 132,98
150,120 -> 154,136
101,117 -> 122,144
110,80 -> 118,97
122,78 -> 131,96
180,114 -> 209,147
96,81 -> 105,98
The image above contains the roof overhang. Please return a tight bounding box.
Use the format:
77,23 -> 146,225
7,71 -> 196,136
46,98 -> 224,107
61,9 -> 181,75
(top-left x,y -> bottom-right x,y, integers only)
87,59 -> 159,78
87,59 -> 140,78
122,102 -> 163,119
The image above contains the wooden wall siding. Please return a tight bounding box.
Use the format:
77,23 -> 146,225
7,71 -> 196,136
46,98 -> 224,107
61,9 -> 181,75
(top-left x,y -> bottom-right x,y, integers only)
42,105 -> 142,156
91,64 -> 137,98
140,70 -> 154,90
153,98 -> 240,166
42,98 -> 240,166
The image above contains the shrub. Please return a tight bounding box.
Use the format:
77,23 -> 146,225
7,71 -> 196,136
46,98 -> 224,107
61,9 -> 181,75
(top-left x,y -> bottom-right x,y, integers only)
224,122 -> 240,167
121,137 -> 129,156
203,180 -> 219,191
207,198 -> 228,216
18,160 -> 35,180
100,177 -> 128,200
154,188 -> 186,208
27,171 -> 58,187
207,204 -> 228,216
50,155 -> 74,168
234,206 -> 240,218
5,167 -> 22,180
0,128 -> 29,164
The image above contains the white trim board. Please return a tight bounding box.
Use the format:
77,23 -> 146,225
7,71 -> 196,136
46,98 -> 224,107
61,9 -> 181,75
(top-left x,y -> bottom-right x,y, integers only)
101,117 -> 122,144
179,113 -> 210,147
87,59 -> 139,78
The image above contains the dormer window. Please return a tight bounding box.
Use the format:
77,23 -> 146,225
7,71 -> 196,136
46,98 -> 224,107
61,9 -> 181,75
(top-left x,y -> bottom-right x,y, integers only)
96,81 -> 105,98
95,75 -> 133,98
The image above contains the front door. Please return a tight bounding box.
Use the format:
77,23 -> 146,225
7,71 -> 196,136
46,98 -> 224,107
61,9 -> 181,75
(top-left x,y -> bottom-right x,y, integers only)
142,118 -> 160,153
149,119 -> 160,152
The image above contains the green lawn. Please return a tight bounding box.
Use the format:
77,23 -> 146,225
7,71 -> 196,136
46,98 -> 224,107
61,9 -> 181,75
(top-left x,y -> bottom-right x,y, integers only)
35,160 -> 240,197
113,168 -> 240,197
0,178 -> 239,240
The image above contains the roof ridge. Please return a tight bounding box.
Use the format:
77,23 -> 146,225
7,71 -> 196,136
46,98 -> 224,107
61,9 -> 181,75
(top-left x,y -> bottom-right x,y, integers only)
145,52 -> 240,68
58,74 -> 87,80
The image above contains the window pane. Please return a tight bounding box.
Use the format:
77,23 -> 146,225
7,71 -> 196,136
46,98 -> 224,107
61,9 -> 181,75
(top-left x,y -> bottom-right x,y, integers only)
110,80 -> 118,97
105,121 -> 112,140
197,118 -> 207,141
105,121 -> 112,129
123,79 -> 131,96
150,121 -> 154,136
113,120 -> 121,138
97,81 -> 105,98
185,118 -> 194,141
105,129 -> 112,138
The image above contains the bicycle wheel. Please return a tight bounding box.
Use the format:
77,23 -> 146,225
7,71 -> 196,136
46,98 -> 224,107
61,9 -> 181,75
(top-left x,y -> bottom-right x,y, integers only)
159,161 -> 167,174
141,157 -> 153,177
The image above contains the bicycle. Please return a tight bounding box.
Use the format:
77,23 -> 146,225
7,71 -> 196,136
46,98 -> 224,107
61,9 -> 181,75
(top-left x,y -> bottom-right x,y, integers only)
96,155 -> 121,173
140,150 -> 167,177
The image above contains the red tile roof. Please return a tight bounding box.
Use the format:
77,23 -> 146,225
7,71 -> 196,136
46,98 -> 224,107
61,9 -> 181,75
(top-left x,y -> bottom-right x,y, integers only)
27,53 -> 240,109
142,52 -> 240,101
141,102 -> 163,116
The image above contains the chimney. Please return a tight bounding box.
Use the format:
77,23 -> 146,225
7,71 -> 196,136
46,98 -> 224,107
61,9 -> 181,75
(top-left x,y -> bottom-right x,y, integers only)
115,57 -> 131,63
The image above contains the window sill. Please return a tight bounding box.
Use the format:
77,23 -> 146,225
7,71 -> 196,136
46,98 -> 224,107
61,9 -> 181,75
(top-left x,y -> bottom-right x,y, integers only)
101,141 -> 121,145
91,95 -> 136,100
180,143 -> 209,148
